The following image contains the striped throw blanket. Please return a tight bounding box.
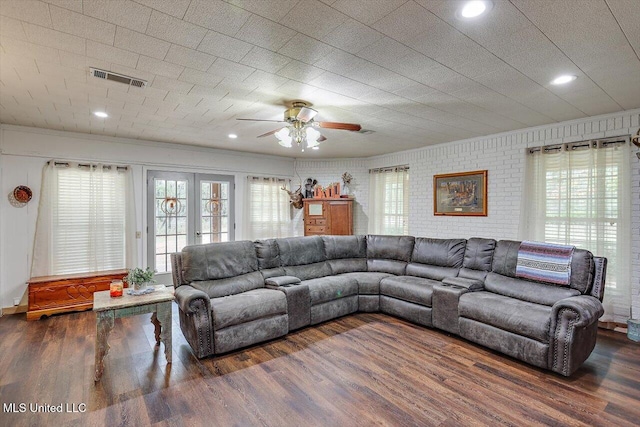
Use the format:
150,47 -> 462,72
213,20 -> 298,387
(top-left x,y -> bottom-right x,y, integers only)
515,241 -> 575,286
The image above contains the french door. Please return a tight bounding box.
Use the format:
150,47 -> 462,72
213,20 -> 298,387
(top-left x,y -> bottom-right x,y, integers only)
147,171 -> 234,281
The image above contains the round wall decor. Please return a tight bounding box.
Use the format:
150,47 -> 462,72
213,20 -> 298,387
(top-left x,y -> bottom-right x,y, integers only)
13,186 -> 33,203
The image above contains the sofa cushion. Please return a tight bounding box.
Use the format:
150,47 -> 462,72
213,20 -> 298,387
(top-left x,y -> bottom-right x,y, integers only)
459,291 -> 552,343
410,237 -> 466,267
405,264 -> 459,281
462,238 -> 496,271
190,271 -> 265,298
277,236 -> 326,266
329,259 -> 368,274
367,259 -> 408,275
568,249 -> 594,294
366,235 -> 415,261
182,240 -> 258,282
484,272 -> 580,306
337,271 -> 393,294
380,276 -> 440,307
211,288 -> 287,330
302,276 -> 358,305
491,240 -> 520,277
254,239 -> 280,269
323,235 -> 366,259
492,240 -> 594,293
284,262 -> 332,281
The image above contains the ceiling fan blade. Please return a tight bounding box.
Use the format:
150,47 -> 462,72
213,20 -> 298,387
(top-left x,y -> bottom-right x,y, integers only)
236,118 -> 285,123
257,129 -> 281,138
317,121 -> 362,131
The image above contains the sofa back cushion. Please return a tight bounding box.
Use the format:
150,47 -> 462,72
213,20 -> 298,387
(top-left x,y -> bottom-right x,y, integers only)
366,235 -> 415,275
254,239 -> 286,279
323,235 -> 367,274
254,239 -> 280,269
277,236 -> 326,265
405,238 -> 464,280
484,272 -> 581,306
491,240 -> 594,294
277,236 -> 331,280
182,240 -> 258,283
410,238 -> 466,267
458,237 -> 496,281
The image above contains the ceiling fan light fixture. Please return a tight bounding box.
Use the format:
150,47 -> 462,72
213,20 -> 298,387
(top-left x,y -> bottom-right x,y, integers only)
275,127 -> 292,148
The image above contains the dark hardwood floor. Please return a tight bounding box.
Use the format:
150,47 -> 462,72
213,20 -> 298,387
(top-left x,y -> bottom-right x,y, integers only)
0,304 -> 638,427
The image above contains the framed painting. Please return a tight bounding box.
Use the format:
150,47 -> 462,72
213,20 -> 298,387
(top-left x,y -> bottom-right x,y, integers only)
433,170 -> 487,216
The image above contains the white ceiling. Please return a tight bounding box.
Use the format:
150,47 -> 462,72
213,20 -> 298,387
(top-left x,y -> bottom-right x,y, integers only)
0,0 -> 638,158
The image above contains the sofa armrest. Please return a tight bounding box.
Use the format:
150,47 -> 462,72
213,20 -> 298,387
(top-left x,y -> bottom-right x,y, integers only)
174,285 -> 214,358
441,277 -> 484,291
265,275 -> 301,287
175,285 -> 211,314
549,295 -> 604,376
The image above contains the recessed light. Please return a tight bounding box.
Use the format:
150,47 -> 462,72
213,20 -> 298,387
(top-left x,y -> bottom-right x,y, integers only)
93,111 -> 108,118
458,1 -> 492,19
311,146 -> 319,150
228,133 -> 238,139
551,75 -> 578,85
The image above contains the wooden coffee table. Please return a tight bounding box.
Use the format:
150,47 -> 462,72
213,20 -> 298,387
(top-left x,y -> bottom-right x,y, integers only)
93,286 -> 174,381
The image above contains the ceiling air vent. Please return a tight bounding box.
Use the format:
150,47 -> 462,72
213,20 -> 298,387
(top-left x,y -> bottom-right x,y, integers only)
90,67 -> 147,88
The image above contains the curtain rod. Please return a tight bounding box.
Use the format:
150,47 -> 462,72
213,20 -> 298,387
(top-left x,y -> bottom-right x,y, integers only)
369,165 -> 409,174
249,176 -> 289,181
47,160 -> 128,171
528,136 -> 629,154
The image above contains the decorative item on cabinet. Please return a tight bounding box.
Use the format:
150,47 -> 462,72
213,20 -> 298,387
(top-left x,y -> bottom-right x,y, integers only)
303,198 -> 353,236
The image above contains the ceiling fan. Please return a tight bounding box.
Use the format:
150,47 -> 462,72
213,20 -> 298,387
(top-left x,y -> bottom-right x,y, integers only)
237,101 -> 362,150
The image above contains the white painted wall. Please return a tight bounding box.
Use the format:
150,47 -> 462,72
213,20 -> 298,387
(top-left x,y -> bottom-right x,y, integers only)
295,109 -> 640,319
0,125 -> 294,311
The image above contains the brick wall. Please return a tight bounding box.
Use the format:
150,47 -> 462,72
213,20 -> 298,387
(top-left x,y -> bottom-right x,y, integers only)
295,109 -> 640,319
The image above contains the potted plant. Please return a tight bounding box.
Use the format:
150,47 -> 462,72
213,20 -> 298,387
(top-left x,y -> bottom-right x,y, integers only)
125,267 -> 156,292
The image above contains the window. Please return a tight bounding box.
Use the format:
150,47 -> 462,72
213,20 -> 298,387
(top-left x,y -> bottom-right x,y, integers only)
32,162 -> 136,276
244,176 -> 292,240
368,166 -> 409,235
521,139 -> 631,323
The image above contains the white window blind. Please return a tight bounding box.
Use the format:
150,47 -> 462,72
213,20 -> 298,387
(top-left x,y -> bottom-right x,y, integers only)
244,176 -> 292,240
31,162 -> 137,276
368,166 -> 409,235
520,139 -> 632,323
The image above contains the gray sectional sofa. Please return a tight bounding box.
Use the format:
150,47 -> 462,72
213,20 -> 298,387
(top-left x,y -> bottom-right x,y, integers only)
171,235 -> 607,377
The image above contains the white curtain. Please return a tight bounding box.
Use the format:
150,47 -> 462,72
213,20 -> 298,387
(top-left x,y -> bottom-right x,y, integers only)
244,176 -> 292,240
520,140 -> 631,323
368,166 -> 409,235
31,161 -> 137,277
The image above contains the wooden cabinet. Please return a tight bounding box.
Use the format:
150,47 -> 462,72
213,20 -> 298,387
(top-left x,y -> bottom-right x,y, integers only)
27,269 -> 128,320
303,198 -> 353,236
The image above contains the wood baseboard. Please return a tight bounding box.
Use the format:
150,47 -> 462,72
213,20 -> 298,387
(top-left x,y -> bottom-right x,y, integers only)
1,305 -> 27,315
598,321 -> 627,331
